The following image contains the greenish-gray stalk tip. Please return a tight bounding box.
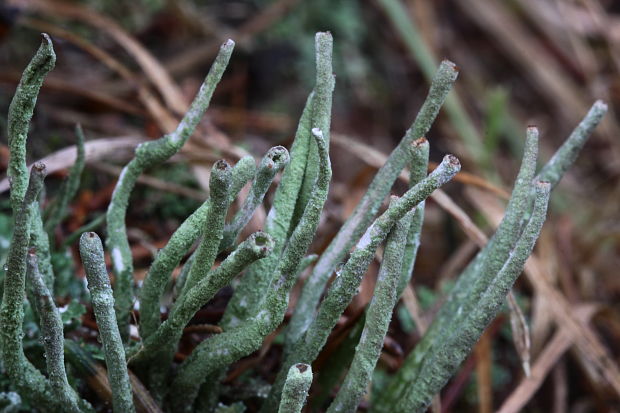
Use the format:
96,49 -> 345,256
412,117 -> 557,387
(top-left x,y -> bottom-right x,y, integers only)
278,364 -> 313,413
7,34 -> 55,213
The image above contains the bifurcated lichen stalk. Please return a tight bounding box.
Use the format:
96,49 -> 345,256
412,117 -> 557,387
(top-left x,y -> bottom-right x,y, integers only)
287,59 -> 459,349
327,198 -> 410,413
79,232 -> 135,413
278,364 -> 313,413
26,250 -> 89,413
7,34 -> 55,212
106,40 -> 234,340
168,128 -> 331,412
264,154 -> 461,411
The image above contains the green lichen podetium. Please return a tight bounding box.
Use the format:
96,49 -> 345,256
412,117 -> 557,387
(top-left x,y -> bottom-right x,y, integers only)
0,164 -> 60,410
168,129 -> 331,412
106,40 -> 234,340
79,232 -> 135,413
327,197 -> 411,413
295,32 -> 335,225
138,156 -> 256,341
286,59 -> 459,350
178,160 -> 233,297
30,207 -> 55,292
26,251 -> 92,413
278,364 -> 313,413
262,154 -> 461,413
7,34 -> 55,213
397,137 -> 430,296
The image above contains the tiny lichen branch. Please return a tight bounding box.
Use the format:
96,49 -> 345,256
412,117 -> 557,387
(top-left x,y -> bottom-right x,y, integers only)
7,34 -> 55,213
44,124 -> 86,236
79,232 -> 135,413
327,197 -> 410,413
1,164 -> 60,409
287,59 -> 459,350
278,364 -> 313,413
139,157 -> 256,340
26,250 -> 90,413
375,126 -> 539,410
397,137 -> 430,296
389,182 -> 550,413
178,160 -> 233,297
221,146 -> 290,250
167,128 -> 331,412
264,154 -> 461,412
106,40 -> 234,340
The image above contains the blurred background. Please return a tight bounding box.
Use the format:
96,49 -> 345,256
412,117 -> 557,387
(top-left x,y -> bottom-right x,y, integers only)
0,0 -> 619,412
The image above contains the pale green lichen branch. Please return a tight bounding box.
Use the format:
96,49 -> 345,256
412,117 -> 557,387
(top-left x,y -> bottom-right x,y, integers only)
106,40 -> 234,339
178,160 -> 233,298
327,198 -> 410,413
296,32 -> 335,219
26,250 -> 90,413
0,164 -> 60,409
222,94 -> 315,329
397,137 -> 430,296
536,100 -> 607,187
79,232 -> 135,413
7,34 -> 55,212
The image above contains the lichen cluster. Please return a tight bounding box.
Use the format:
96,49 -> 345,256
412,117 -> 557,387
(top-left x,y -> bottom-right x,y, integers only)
0,32 -> 606,413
